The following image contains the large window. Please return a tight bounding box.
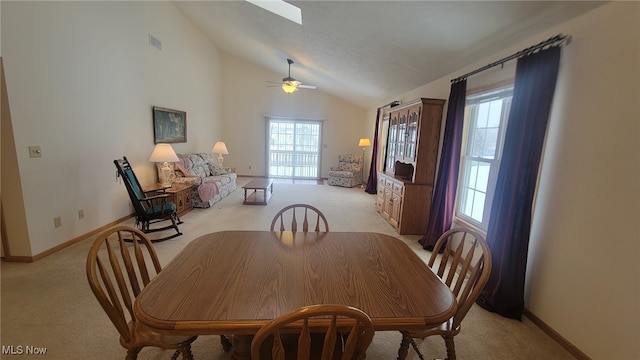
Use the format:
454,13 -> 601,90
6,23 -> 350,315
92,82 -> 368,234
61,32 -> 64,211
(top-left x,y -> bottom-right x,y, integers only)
267,117 -> 323,179
456,86 -> 513,230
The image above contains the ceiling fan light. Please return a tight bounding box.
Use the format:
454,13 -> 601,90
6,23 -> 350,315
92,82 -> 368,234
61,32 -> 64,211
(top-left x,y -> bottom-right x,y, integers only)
282,83 -> 298,94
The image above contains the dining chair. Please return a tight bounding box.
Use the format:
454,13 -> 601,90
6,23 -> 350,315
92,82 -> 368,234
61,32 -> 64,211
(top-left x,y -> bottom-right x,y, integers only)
270,204 -> 329,232
86,225 -> 231,359
250,304 -> 374,360
114,157 -> 182,242
397,228 -> 492,360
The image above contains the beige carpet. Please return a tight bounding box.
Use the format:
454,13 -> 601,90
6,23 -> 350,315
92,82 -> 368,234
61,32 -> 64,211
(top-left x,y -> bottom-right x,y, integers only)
1,177 -> 575,359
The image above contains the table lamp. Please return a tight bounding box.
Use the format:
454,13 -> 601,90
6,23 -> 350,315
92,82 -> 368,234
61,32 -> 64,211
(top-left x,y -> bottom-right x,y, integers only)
358,138 -> 371,187
149,143 -> 179,187
212,141 -> 229,166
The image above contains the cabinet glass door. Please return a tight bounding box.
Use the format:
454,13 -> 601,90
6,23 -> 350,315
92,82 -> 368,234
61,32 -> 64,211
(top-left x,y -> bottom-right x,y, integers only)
386,113 -> 398,171
396,111 -> 407,159
406,107 -> 420,161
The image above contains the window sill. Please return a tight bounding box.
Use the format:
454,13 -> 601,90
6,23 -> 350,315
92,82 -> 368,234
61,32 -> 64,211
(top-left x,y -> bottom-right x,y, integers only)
452,217 -> 487,238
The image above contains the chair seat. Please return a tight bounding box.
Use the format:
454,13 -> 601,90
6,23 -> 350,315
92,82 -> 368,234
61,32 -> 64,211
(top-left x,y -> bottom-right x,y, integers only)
406,318 -> 459,339
146,202 -> 177,216
328,170 -> 356,178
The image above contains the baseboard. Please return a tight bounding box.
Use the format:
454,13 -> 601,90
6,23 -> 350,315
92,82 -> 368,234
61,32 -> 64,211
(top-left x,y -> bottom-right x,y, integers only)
2,214 -> 133,262
523,308 -> 591,360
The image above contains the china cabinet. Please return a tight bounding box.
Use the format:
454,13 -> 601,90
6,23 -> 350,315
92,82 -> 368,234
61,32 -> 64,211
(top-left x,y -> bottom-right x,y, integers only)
376,98 -> 445,234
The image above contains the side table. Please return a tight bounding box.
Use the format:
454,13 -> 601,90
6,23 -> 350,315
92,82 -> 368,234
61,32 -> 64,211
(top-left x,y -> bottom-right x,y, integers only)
145,183 -> 194,216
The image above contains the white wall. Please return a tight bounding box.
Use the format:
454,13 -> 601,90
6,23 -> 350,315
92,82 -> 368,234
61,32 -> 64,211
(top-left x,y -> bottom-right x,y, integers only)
372,2 -> 639,358
220,54 -> 368,178
2,1 -> 223,256
525,3 -> 639,359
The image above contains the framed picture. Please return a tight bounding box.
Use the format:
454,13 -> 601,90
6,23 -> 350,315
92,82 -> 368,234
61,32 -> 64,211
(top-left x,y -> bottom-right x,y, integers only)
153,106 -> 187,144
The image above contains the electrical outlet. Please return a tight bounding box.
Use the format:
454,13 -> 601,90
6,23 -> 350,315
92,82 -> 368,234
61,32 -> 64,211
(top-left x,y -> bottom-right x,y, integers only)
53,216 -> 62,228
78,209 -> 85,219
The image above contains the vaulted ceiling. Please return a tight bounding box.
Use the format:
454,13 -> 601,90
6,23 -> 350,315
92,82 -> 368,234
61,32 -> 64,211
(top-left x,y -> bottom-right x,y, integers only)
173,1 -> 604,108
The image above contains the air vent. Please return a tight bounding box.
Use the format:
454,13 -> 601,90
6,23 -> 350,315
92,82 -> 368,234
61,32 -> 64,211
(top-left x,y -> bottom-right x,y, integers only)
148,33 -> 162,50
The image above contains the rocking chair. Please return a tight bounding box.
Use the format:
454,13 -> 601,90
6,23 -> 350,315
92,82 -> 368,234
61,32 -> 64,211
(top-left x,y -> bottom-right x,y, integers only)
114,156 -> 182,242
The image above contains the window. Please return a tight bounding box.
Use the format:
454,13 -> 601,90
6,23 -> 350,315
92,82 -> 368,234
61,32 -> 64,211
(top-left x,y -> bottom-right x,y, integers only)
267,117 -> 323,179
456,86 -> 513,230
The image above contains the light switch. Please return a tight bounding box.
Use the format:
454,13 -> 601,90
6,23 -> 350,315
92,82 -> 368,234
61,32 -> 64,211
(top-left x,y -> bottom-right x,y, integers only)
29,146 -> 42,158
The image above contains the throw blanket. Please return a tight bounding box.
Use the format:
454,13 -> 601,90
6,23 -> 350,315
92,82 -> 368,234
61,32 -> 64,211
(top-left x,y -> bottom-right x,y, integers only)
197,182 -> 219,203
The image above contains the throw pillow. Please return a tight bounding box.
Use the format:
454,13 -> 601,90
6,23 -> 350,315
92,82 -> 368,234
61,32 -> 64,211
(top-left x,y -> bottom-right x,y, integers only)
208,163 -> 229,176
174,163 -> 189,176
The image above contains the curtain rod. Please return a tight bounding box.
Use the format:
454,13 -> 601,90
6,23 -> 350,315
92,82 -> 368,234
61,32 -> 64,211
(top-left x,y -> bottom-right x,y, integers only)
378,100 -> 401,110
451,34 -> 570,83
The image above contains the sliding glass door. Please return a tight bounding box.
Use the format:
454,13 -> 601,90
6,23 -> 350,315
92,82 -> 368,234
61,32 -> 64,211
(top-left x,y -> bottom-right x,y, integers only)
267,117 -> 323,179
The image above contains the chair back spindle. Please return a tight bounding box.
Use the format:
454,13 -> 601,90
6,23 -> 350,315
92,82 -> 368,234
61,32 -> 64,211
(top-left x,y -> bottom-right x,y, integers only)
251,304 -> 374,360
428,228 -> 492,330
271,204 -> 329,232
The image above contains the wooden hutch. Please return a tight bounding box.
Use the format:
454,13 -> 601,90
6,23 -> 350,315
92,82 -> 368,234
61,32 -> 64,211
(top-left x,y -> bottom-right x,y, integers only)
375,98 -> 445,235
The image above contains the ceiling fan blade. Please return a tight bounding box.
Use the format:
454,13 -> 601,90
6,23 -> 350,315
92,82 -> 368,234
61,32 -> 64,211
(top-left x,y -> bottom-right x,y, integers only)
266,80 -> 282,84
298,84 -> 317,89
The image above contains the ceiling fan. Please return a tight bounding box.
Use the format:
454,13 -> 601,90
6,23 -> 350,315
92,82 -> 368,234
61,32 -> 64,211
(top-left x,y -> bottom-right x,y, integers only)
267,58 -> 317,94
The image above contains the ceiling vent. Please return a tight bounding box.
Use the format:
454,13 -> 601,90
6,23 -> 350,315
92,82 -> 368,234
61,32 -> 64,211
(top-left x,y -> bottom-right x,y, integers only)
148,33 -> 162,50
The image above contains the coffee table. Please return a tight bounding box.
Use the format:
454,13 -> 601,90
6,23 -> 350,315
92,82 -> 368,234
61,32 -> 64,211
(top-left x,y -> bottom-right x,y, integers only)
242,178 -> 274,205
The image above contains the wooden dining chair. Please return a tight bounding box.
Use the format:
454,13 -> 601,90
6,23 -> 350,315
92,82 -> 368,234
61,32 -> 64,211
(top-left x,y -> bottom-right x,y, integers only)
114,157 -> 182,242
86,226 -> 231,359
397,228 -> 492,360
251,304 -> 374,360
270,204 -> 329,232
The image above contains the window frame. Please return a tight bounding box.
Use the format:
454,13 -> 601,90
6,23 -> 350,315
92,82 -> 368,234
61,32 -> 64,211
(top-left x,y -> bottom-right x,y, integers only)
265,116 -> 324,179
454,82 -> 514,231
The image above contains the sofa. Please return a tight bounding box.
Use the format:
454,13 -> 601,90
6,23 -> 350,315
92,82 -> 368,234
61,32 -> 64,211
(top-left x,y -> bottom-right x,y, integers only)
327,154 -> 363,187
158,152 -> 237,208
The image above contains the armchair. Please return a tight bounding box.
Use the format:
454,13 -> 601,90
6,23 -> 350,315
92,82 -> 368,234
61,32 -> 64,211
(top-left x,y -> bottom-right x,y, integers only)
327,154 -> 363,188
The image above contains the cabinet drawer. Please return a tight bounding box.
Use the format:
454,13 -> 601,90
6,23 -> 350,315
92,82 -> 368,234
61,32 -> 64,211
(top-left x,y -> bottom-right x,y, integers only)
393,182 -> 403,194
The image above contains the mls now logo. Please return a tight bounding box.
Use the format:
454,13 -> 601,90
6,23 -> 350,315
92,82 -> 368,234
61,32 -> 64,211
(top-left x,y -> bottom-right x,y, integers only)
2,345 -> 48,355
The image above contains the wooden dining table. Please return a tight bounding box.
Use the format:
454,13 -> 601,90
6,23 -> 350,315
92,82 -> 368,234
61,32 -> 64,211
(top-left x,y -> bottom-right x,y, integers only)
134,230 -> 456,359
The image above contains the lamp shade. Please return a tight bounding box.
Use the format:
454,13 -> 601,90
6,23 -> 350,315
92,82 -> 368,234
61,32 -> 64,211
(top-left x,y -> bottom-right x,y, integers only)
149,143 -> 179,162
358,138 -> 372,147
282,82 -> 298,94
212,141 -> 229,155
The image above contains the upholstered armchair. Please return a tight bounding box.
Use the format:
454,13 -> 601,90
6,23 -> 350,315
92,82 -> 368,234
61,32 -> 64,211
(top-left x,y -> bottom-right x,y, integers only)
328,154 -> 363,187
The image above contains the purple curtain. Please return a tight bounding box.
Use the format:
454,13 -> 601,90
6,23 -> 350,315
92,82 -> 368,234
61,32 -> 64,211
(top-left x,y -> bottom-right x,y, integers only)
477,46 -> 561,320
365,108 -> 382,194
419,80 -> 467,250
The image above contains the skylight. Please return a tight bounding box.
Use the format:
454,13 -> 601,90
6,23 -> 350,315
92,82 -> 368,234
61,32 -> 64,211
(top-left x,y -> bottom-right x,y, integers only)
246,0 -> 302,25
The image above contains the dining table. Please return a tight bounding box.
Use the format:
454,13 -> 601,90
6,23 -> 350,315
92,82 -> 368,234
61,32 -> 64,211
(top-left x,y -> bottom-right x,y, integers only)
134,230 -> 456,359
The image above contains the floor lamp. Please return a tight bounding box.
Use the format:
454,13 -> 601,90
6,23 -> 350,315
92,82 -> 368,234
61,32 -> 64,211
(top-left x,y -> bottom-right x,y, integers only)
358,138 -> 371,188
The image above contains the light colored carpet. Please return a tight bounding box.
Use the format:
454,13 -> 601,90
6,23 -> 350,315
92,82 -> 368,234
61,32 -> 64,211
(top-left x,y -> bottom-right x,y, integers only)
1,177 -> 575,359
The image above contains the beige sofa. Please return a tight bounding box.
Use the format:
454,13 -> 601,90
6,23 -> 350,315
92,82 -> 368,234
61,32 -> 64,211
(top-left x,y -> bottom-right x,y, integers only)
159,152 -> 237,208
